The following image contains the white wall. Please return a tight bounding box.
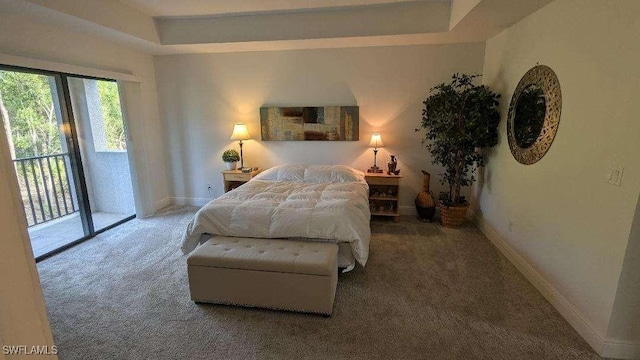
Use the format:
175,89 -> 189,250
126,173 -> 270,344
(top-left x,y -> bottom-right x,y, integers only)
478,0 -> 640,355
154,43 -> 486,209
606,194 -> 640,354
0,88 -> 56,359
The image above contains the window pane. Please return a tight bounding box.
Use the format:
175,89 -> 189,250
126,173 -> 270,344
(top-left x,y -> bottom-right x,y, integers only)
0,71 -> 62,158
96,80 -> 126,151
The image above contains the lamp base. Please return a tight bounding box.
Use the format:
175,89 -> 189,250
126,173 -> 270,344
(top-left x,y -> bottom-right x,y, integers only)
367,166 -> 383,174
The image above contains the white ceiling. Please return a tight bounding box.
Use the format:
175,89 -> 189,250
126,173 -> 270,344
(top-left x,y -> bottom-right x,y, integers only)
120,0 -> 446,17
7,0 -> 554,55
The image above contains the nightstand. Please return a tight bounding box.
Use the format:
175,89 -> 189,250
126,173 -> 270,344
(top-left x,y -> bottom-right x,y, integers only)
365,172 -> 402,222
222,168 -> 261,193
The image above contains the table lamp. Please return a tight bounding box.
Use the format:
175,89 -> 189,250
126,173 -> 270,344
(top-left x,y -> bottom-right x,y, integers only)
230,123 -> 251,169
367,133 -> 384,173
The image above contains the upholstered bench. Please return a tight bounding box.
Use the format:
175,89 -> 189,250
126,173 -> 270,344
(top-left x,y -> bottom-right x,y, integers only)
187,237 -> 338,316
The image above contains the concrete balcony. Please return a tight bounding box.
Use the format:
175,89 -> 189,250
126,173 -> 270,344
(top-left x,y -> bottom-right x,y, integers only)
29,212 -> 131,258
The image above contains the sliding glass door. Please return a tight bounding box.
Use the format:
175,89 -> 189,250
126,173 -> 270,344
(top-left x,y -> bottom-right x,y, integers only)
0,69 -> 85,258
68,77 -> 135,232
0,66 -> 135,260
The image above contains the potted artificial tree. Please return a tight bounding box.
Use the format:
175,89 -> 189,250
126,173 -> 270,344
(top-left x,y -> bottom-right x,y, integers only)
222,149 -> 240,170
417,73 -> 501,227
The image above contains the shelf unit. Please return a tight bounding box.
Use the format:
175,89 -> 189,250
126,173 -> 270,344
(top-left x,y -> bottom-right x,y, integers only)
365,172 -> 402,222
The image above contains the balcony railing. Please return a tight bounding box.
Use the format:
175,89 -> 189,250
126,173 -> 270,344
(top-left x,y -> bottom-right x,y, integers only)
13,153 -> 78,227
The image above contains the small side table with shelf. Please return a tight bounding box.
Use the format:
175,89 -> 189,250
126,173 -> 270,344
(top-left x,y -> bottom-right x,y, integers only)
365,172 -> 402,222
222,168 -> 261,193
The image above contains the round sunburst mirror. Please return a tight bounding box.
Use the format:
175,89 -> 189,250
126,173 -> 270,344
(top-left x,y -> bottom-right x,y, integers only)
507,65 -> 562,165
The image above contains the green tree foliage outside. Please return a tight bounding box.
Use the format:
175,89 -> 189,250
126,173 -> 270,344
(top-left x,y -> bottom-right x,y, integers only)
0,71 -> 69,225
0,71 -> 61,159
0,72 -> 126,157
97,80 -> 126,151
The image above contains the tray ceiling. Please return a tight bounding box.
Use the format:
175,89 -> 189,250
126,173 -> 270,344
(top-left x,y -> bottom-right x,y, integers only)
120,0 -> 447,18
6,0 -> 554,54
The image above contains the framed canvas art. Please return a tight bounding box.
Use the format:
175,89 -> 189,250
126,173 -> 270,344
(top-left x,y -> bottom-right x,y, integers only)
260,106 -> 359,141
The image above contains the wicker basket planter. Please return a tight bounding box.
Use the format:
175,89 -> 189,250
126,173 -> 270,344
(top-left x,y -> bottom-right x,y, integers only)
439,202 -> 469,228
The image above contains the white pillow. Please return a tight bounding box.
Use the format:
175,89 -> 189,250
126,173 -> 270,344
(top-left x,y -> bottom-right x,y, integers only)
303,165 -> 333,183
256,164 -> 364,183
331,165 -> 365,183
254,165 -> 305,181
304,165 -> 364,183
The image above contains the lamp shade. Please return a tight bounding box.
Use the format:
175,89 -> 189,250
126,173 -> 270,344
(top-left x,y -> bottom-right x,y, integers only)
230,123 -> 251,140
368,133 -> 384,148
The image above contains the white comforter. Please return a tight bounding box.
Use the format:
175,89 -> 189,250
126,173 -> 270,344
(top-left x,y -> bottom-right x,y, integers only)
182,176 -> 371,266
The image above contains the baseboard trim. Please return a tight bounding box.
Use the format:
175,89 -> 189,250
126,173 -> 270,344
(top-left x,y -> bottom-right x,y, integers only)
170,197 -> 210,207
467,208 -> 608,357
602,340 -> 640,359
155,197 -> 171,211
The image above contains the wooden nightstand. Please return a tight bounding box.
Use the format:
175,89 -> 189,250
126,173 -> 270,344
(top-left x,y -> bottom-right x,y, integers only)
222,168 -> 261,193
365,172 -> 402,222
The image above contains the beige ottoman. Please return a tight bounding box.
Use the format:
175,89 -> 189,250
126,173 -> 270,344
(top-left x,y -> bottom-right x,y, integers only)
187,237 -> 338,316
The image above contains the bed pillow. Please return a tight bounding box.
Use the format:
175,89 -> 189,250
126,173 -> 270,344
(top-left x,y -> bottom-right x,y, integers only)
254,165 -> 305,181
303,165 -> 333,183
331,165 -> 365,183
304,165 -> 365,183
256,164 -> 364,183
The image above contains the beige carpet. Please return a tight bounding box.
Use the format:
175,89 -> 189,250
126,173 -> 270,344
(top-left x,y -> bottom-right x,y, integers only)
36,206 -> 602,359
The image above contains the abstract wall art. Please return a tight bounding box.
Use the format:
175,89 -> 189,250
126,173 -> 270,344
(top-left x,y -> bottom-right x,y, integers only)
260,106 -> 359,141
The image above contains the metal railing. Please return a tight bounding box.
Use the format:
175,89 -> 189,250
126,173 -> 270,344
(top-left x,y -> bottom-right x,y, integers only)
12,153 -> 78,227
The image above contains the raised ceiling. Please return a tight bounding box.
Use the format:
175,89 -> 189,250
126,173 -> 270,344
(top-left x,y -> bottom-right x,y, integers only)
6,0 -> 554,54
120,0 -> 447,17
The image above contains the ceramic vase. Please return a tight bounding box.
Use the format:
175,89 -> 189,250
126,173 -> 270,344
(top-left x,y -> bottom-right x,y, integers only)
415,170 -> 436,222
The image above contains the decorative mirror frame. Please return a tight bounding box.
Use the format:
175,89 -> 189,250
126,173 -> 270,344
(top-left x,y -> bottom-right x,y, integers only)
507,65 -> 562,164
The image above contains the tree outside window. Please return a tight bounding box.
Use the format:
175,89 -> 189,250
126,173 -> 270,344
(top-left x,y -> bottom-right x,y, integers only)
96,81 -> 126,151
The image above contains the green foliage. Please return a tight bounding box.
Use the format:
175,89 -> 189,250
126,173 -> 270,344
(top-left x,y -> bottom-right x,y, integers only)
0,71 -> 70,225
0,73 -> 126,156
0,71 -> 61,158
416,73 -> 501,205
222,149 -> 240,162
97,81 -> 126,151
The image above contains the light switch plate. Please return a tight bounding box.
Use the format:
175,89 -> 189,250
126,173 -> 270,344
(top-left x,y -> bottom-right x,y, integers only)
606,165 -> 624,186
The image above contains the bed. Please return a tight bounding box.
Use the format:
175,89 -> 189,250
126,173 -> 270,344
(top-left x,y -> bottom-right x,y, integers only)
182,165 -> 371,271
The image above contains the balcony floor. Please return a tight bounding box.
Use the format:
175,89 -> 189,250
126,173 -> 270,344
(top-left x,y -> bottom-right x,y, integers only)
29,212 -> 132,258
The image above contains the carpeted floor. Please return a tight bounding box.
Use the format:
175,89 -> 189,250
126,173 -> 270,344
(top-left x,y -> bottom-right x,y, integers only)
36,206 -> 602,359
